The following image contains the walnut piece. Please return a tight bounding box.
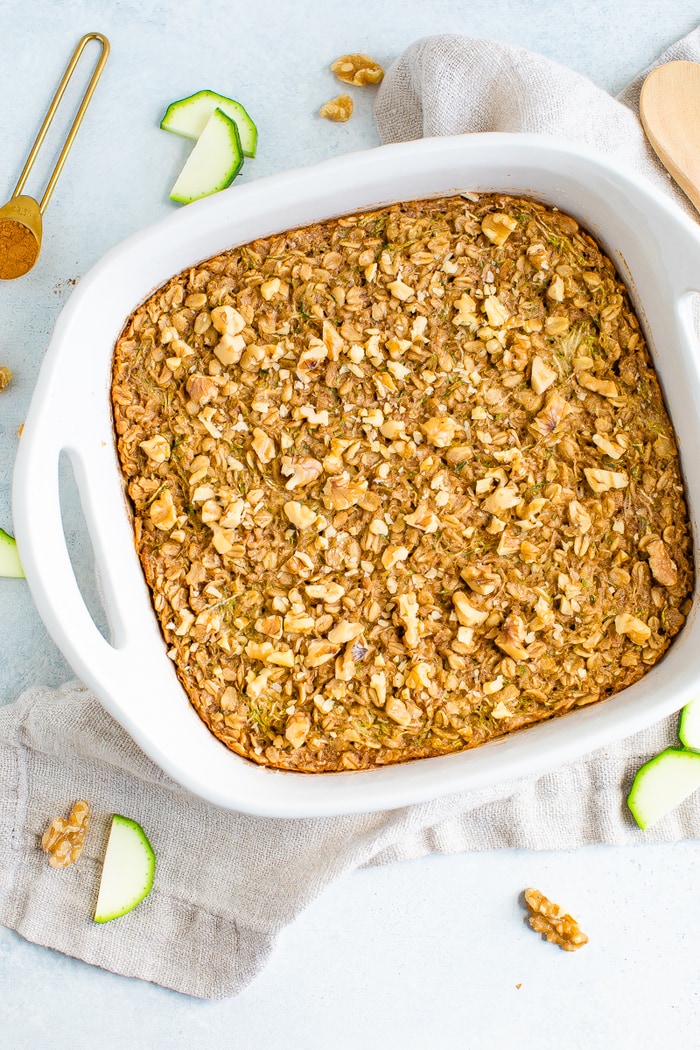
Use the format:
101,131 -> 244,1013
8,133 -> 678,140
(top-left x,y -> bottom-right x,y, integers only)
283,500 -> 317,530
530,356 -> 557,395
615,612 -> 651,646
421,415 -> 460,447
320,94 -> 353,122
281,455 -> 323,490
140,435 -> 171,462
646,538 -> 678,588
330,53 -> 385,86
322,471 -> 368,510
285,712 -> 311,748
41,800 -> 90,868
584,468 -> 628,493
0,365 -> 12,392
481,212 -> 517,246
150,487 -> 177,530
524,888 -> 588,952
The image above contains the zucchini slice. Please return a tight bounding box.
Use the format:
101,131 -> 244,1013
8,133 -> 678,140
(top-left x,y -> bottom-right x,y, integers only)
679,698 -> 700,751
0,527 -> 24,578
169,108 -> 244,205
627,747 -> 700,830
160,89 -> 257,157
94,815 -> 155,923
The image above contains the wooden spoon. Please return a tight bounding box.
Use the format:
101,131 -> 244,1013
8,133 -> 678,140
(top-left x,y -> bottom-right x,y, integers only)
640,60 -> 700,215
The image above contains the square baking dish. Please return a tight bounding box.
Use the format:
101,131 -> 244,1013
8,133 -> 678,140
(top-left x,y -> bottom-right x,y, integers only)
12,133 -> 700,816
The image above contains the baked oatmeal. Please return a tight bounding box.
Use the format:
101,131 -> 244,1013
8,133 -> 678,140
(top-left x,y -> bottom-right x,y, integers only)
111,193 -> 694,772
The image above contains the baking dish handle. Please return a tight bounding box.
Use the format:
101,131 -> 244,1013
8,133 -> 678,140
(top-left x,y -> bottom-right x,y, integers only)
13,411 -> 139,688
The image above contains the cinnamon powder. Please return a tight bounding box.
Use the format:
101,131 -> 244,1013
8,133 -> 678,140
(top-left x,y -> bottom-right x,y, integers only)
0,218 -> 39,279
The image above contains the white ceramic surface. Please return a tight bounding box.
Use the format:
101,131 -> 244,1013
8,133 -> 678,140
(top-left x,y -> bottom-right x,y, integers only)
12,132 -> 700,817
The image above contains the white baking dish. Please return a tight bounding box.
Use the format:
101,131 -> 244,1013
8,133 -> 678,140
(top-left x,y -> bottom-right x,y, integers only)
12,133 -> 700,817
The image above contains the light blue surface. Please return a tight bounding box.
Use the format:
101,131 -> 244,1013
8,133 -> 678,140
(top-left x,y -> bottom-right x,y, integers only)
1,1 -> 700,1045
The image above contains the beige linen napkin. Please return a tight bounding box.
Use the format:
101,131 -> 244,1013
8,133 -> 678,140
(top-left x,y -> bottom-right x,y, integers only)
2,28 -> 700,999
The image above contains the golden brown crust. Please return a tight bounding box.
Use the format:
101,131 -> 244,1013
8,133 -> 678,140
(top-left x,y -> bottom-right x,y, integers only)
111,194 -> 694,773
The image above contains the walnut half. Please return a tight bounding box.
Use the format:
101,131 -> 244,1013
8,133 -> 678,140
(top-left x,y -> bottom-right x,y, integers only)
524,888 -> 588,951
320,94 -> 354,122
330,53 -> 384,86
41,800 -> 91,868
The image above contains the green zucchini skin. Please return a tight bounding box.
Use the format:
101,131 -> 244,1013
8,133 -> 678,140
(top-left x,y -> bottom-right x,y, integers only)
160,90 -> 257,157
0,528 -> 24,578
93,815 -> 155,923
169,108 -> 244,205
678,699 -> 700,751
627,747 -> 700,830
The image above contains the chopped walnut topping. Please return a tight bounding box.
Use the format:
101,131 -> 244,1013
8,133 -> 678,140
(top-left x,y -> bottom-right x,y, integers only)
41,800 -> 90,868
322,471 -> 368,510
328,620 -> 364,644
461,565 -> 500,596
547,275 -> 565,302
530,356 -> 557,395
397,591 -> 422,647
284,611 -> 315,633
283,500 -> 317,530
113,192 -> 693,774
482,484 -> 522,516
150,487 -> 177,530
578,372 -> 618,399
330,53 -> 384,86
568,500 -> 592,534
453,591 -> 488,627
524,888 -> 588,952
140,435 -> 171,462
483,295 -> 510,327
386,695 -> 411,726
260,277 -> 281,301
306,639 -> 340,667
584,468 -> 628,493
285,712 -> 311,748
255,614 -> 283,637
481,212 -> 517,246
381,545 -> 409,571
646,539 -> 678,588
369,670 -> 387,706
306,581 -> 345,602
495,613 -> 529,661
592,433 -> 626,459
387,278 -> 415,302
320,94 -> 353,122
534,393 -> 569,436
211,304 -> 245,335
421,415 -> 460,447
527,243 -> 549,270
404,505 -> 440,533
186,373 -> 218,404
281,455 -> 324,490
251,427 -> 276,464
0,365 -> 12,392
615,612 -> 651,645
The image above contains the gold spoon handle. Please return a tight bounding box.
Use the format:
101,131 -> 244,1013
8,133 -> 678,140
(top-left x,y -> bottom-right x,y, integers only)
12,32 -> 110,214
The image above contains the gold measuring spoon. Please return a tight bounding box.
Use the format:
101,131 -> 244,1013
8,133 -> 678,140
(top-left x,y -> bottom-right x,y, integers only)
0,32 -> 110,280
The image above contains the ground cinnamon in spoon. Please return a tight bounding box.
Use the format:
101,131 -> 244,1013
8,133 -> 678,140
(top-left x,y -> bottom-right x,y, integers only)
0,218 -> 39,279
